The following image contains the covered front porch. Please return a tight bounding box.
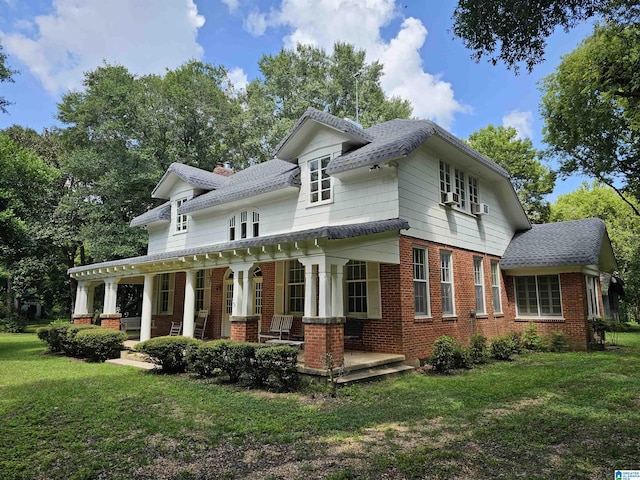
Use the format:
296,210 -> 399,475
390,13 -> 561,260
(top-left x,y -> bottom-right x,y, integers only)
68,220 -> 409,370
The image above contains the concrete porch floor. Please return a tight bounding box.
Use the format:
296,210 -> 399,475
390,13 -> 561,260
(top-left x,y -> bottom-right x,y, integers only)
123,339 -> 406,375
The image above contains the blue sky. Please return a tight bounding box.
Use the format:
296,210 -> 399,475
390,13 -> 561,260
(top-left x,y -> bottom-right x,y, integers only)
0,0 -> 595,198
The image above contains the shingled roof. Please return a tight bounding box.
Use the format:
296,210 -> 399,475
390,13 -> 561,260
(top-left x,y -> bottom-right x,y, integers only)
69,218 -> 410,275
152,162 -> 230,199
326,118 -> 510,177
130,202 -> 171,228
180,159 -> 301,214
500,218 -> 614,269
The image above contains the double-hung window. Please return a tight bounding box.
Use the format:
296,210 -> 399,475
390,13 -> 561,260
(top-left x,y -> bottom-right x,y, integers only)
346,261 -> 368,314
440,251 -> 455,316
310,156 -> 331,203
195,270 -> 206,311
439,161 -> 452,203
490,260 -> 502,314
473,257 -> 485,314
287,260 -> 305,314
155,273 -> 174,315
586,275 -> 600,317
229,210 -> 260,241
455,169 -> 466,210
413,247 -> 430,316
175,198 -> 188,233
515,275 -> 562,317
469,176 -> 479,205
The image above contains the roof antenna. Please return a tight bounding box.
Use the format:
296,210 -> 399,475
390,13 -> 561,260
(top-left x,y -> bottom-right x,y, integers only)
354,71 -> 361,124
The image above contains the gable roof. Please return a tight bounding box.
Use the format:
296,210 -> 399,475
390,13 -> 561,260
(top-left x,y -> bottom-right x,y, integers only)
179,159 -> 301,214
152,162 -> 230,199
130,202 -> 171,228
275,107 -> 374,159
69,218 -> 409,275
500,218 -> 616,271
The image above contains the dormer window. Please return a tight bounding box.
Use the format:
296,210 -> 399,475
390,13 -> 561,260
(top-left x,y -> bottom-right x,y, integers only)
175,198 -> 188,233
228,209 -> 260,241
439,160 -> 480,213
310,156 -> 331,204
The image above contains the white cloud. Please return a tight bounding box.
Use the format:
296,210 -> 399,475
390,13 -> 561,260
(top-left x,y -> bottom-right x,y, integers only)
227,66 -> 248,92
243,0 -> 468,129
502,110 -> 533,139
2,0 -> 206,95
221,0 -> 239,13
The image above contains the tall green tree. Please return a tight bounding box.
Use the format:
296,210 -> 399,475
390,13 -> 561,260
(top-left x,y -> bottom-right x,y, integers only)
466,125 -> 555,223
240,43 -> 412,164
540,23 -> 640,213
0,41 -> 17,114
451,0 -> 639,72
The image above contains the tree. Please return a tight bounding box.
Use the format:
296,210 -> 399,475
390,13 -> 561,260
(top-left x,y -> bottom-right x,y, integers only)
451,0 -> 639,72
466,125 -> 555,223
0,40 -> 17,113
240,43 -> 412,164
540,23 -> 640,213
0,132 -> 59,314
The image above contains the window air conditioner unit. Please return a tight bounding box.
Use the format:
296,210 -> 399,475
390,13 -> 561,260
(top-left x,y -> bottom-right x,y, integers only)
472,203 -> 489,215
443,192 -> 459,206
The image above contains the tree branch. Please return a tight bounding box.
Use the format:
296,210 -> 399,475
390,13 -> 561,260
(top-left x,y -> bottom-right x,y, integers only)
599,176 -> 640,216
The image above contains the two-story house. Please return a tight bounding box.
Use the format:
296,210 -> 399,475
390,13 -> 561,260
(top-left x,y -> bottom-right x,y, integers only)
69,107 -> 616,370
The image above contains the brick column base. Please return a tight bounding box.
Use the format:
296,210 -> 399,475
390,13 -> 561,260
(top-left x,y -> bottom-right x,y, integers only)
99,313 -> 122,330
230,316 -> 260,343
302,317 -> 345,370
72,314 -> 93,325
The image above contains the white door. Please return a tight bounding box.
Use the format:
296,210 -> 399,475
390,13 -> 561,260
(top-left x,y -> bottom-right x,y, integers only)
221,276 -> 233,337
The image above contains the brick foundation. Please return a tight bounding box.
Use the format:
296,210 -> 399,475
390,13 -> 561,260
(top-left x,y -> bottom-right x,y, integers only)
302,317 -> 345,369
72,314 -> 93,325
230,316 -> 260,343
99,313 -> 122,330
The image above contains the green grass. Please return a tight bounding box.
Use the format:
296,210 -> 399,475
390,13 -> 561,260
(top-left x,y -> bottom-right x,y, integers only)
1,331 -> 640,479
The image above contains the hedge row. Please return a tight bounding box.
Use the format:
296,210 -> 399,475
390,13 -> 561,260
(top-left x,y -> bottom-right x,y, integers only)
429,325 -> 569,374
135,337 -> 299,391
37,323 -> 127,362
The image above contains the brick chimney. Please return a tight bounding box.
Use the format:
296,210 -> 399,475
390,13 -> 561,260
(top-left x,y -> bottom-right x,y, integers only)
213,162 -> 234,176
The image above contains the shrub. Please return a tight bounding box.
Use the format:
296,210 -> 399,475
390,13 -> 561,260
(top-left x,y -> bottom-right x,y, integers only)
430,335 -> 457,373
136,336 -> 201,373
491,336 -> 515,361
75,329 -> 128,362
220,342 -> 261,383
186,341 -> 227,378
37,323 -> 71,352
522,323 -> 542,351
252,346 -> 300,391
548,331 -> 569,353
469,334 -> 488,364
452,345 -> 472,370
508,331 -> 524,354
0,314 -> 28,333
61,325 -> 101,357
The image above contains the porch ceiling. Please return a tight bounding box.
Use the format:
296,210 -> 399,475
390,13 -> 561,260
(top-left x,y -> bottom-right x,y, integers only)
68,218 -> 410,281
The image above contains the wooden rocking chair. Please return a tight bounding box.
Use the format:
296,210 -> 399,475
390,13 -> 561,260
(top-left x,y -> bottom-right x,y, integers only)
169,321 -> 182,336
194,310 -> 208,340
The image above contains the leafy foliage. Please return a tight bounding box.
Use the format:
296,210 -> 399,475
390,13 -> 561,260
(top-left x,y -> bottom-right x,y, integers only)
522,323 -> 542,351
469,334 -> 489,364
490,336 -> 515,361
466,125 -> 555,223
547,331 -> 569,352
0,40 -> 17,113
74,328 -> 127,362
253,345 -> 300,391
135,335 -> 201,373
429,335 -> 458,373
541,23 -> 640,208
452,0 -> 639,72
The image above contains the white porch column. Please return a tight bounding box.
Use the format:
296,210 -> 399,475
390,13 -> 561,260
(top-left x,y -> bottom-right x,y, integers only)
231,269 -> 243,317
103,278 -> 119,314
140,273 -> 155,342
318,260 -> 332,317
86,284 -> 95,314
183,270 -> 196,337
298,259 -> 317,317
230,263 -> 254,317
241,267 -> 253,316
74,281 -> 88,315
331,259 -> 349,317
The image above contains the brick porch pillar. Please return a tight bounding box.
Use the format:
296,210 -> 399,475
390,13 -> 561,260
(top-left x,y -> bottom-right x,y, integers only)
100,313 -> 122,330
230,316 -> 259,343
302,317 -> 345,370
72,314 -> 93,325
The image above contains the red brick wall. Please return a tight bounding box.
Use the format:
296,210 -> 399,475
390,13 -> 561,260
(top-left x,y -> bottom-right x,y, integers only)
303,322 -> 344,369
152,272 -> 186,336
506,272 -> 591,350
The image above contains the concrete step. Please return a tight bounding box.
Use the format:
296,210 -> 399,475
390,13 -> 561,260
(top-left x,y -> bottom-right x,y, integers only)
336,364 -> 415,385
120,349 -> 150,363
105,358 -> 156,370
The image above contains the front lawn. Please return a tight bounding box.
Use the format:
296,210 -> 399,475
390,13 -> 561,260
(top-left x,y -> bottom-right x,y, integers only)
1,331 -> 639,479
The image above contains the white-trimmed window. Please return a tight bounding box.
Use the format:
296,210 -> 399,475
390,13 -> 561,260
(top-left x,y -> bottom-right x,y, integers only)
309,156 -> 331,204
473,257 -> 485,314
469,176 -> 479,205
287,260 -> 305,314
240,210 -> 248,239
439,160 -> 452,203
413,247 -> 430,316
254,267 -> 263,315
586,275 -> 600,318
491,260 -> 502,314
154,273 -> 174,315
195,270 -> 206,311
229,216 -> 236,241
440,251 -> 455,316
252,211 -> 260,237
175,198 -> 188,233
346,261 -> 368,314
515,275 -> 562,317
229,210 -> 260,241
455,169 -> 467,210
